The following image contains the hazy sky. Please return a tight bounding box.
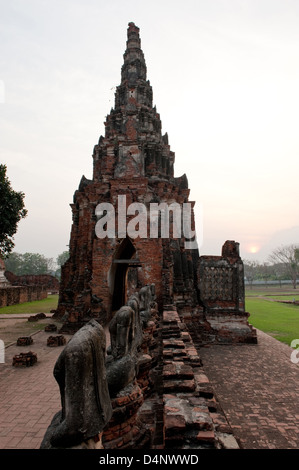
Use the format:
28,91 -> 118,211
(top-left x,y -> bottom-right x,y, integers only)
1,0 -> 299,265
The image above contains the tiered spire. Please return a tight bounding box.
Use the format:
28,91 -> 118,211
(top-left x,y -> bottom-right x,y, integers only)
93,22 -> 175,182
114,22 -> 152,111
121,22 -> 147,85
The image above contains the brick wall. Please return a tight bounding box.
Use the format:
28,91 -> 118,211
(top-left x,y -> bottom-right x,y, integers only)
5,272 -> 59,292
0,285 -> 47,307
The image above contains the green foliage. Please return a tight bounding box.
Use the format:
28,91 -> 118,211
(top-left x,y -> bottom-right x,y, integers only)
0,164 -> 27,257
56,251 -> 69,267
55,250 -> 69,278
5,251 -> 54,275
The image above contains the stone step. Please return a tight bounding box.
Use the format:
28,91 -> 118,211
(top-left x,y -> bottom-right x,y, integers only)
163,362 -> 194,380
163,394 -> 216,447
163,379 -> 196,393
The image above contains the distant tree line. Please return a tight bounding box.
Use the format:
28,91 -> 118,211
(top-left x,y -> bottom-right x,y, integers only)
5,250 -> 69,279
244,244 -> 299,289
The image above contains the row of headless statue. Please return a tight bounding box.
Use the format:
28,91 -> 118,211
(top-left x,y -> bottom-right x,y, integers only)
40,284 -> 157,449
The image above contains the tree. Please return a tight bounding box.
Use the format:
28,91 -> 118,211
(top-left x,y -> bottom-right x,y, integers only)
56,251 -> 69,268
244,260 -> 260,289
55,251 -> 69,279
5,252 -> 54,276
270,262 -> 289,287
259,262 -> 275,286
2,251 -> 23,274
0,164 -> 27,258
268,244 -> 299,289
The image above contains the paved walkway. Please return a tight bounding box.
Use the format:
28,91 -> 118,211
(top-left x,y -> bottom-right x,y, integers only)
0,324 -> 298,449
200,330 -> 299,449
0,328 -> 71,449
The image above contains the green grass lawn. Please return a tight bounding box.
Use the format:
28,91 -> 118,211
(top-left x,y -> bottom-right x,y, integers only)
246,295 -> 299,346
0,294 -> 58,314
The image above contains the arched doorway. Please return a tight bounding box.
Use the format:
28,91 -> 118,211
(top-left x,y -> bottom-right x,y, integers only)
110,238 -> 140,312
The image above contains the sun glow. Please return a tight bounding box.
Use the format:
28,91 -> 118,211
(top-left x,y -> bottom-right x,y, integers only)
249,245 -> 259,254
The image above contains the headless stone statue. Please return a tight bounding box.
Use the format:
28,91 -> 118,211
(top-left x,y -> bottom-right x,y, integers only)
127,293 -> 143,352
40,320 -> 112,448
108,305 -> 134,359
106,305 -> 136,397
106,295 -> 144,397
138,284 -> 157,326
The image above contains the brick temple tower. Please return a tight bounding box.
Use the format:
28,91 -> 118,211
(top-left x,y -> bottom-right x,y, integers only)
56,22 -> 256,344
57,22 -> 199,332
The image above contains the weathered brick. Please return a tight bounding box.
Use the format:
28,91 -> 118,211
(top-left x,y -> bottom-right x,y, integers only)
163,379 -> 195,393
164,414 -> 186,433
196,430 -> 215,442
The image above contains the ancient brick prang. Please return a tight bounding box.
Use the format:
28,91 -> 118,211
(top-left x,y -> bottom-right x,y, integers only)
41,21 -> 259,452
55,22 -> 256,348
56,22 -> 198,333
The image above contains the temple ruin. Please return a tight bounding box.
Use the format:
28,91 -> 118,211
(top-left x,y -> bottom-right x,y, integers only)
45,22 -> 257,450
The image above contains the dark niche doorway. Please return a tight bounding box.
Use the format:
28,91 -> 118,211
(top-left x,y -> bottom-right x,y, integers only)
110,237 -> 140,312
